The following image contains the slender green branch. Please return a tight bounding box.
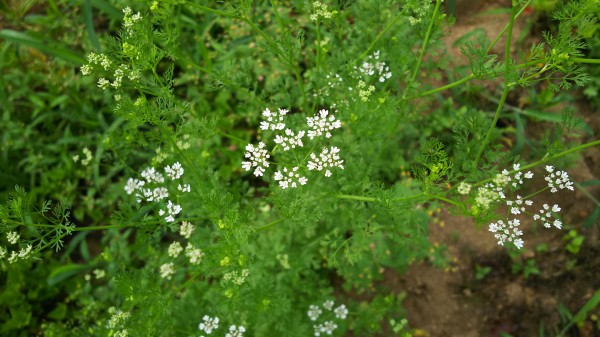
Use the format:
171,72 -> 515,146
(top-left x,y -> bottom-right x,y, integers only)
335,194 -> 378,202
219,131 -> 247,144
474,3 -> 517,168
391,194 -> 425,202
409,74 -> 476,99
356,12 -> 404,62
485,0 -> 531,54
426,194 -> 459,207
256,219 -> 285,231
570,57 -> 600,64
406,0 -> 442,89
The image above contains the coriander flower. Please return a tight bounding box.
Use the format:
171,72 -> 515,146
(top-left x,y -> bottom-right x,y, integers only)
225,325 -> 246,337
457,182 -> 472,195
242,142 -> 270,177
489,219 -> 524,249
322,300 -> 334,311
168,242 -> 183,257
273,167 -> 308,189
544,166 -> 574,193
307,147 -> 344,177
185,244 -> 204,264
307,305 -> 322,321
141,167 -> 165,184
160,263 -> 175,279
306,109 -> 342,139
6,231 -> 20,245
97,78 -> 110,90
165,162 -> 184,180
125,178 -> 144,195
81,65 -> 91,75
199,315 -> 219,334
260,108 -> 287,131
533,203 -> 563,229
274,129 -> 305,151
179,221 -> 194,238
178,183 -> 191,192
333,304 -> 348,319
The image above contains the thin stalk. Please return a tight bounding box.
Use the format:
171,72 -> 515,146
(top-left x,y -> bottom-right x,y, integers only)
409,74 -> 475,99
474,3 -> 517,168
475,139 -> 600,187
570,57 -> 600,64
335,194 -> 377,202
256,219 -> 285,231
406,0 -> 442,89
356,12 -> 404,62
426,194 -> 459,207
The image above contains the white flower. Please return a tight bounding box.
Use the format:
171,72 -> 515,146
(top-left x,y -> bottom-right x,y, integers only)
165,162 -> 184,180
322,300 -> 334,310
242,142 -> 270,177
125,178 -> 144,195
489,219 -> 524,249
321,321 -> 337,335
225,325 -> 246,337
306,109 -> 342,139
97,78 -> 110,90
168,242 -> 183,257
307,147 -> 344,177
7,231 -> 19,244
260,108 -> 287,131
185,244 -> 204,264
199,315 -> 219,334
457,182 -> 472,195
544,167 -> 574,193
534,204 -> 563,229
273,167 -> 308,189
307,305 -> 322,321
141,167 -> 165,184
18,244 -> 32,259
166,200 -> 182,216
160,263 -> 175,279
334,304 -> 348,319
151,187 -> 169,202
179,221 -> 194,239
274,129 -> 305,151
178,184 -> 191,192
81,65 -> 91,75
0,246 -> 6,259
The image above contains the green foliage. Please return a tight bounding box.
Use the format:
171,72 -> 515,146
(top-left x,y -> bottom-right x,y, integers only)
0,0 -> 598,336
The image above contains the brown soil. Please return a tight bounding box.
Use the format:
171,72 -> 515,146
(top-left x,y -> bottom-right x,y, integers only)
381,1 -> 600,337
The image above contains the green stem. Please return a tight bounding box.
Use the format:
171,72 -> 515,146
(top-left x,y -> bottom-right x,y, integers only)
426,194 -> 459,207
410,74 -> 475,99
406,0 -> 442,90
356,12 -> 404,62
335,194 -> 377,202
485,0 -> 531,54
570,57 -> 600,64
475,139 -> 600,187
474,3 -> 517,168
256,219 -> 285,231
219,131 -> 247,144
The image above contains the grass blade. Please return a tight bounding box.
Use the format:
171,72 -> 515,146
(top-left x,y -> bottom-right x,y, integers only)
0,29 -> 85,64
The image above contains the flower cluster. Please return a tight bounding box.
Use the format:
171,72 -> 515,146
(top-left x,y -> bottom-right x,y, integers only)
310,1 -> 336,21
82,52 -> 140,90
356,50 -> 392,83
160,221 -> 203,280
307,300 -> 348,336
461,164 -> 574,249
242,107 -> 344,189
198,315 -> 245,337
1,231 -> 33,264
107,307 -> 130,336
124,162 -> 190,223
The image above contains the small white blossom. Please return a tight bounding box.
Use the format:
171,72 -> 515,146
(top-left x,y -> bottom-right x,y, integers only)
7,231 -> 19,244
307,147 -> 344,177
81,64 -> 91,75
168,242 -> 183,257
125,178 -> 144,195
242,142 -> 270,177
306,109 -> 342,139
544,166 -> 574,193
199,315 -> 219,334
322,300 -> 334,311
534,204 -> 563,229
333,304 -> 348,319
307,305 -> 322,321
165,162 -> 184,180
0,246 -> 6,259
274,129 -> 305,151
457,182 -> 472,195
18,244 -> 32,259
489,219 -> 524,249
97,78 -> 110,90
179,221 -> 194,239
225,325 -> 246,337
274,167 -> 308,189
260,108 -> 287,131
160,263 -> 175,279
178,184 -> 191,192
140,167 -> 165,184
185,244 -> 204,264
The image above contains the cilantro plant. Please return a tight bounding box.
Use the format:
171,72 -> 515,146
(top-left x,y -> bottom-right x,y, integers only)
1,0 -> 599,336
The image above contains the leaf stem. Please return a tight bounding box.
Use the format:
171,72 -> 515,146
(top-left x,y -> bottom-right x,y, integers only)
406,0 -> 442,90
